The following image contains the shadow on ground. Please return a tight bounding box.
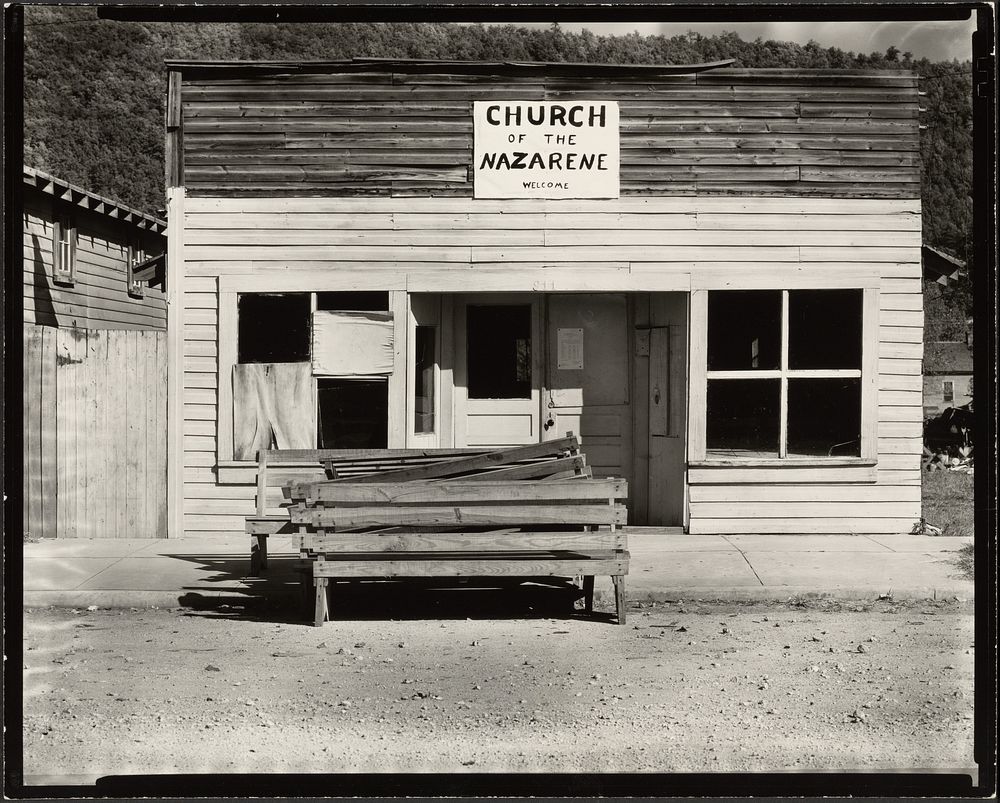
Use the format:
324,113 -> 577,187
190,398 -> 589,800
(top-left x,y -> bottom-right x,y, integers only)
166,553 -> 601,626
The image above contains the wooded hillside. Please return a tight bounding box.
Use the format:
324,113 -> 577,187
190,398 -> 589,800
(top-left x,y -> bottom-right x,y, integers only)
22,10 -> 974,334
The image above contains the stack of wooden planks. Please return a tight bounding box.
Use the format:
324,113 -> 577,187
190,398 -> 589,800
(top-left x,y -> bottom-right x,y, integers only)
259,435 -> 629,626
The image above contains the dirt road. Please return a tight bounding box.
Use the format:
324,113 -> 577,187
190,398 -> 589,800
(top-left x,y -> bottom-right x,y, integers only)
22,594 -> 975,779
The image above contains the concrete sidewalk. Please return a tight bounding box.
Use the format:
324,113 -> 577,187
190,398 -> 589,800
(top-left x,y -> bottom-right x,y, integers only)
21,532 -> 974,610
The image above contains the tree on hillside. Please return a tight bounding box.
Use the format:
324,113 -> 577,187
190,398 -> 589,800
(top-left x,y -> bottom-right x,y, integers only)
22,11 -> 974,331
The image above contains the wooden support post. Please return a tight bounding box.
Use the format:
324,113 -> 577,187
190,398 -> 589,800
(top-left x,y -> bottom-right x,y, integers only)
612,575 -> 626,625
313,576 -> 328,627
258,534 -> 268,571
583,576 -> 595,613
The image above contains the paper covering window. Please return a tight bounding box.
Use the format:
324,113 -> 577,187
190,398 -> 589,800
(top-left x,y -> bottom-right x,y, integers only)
312,310 -> 395,377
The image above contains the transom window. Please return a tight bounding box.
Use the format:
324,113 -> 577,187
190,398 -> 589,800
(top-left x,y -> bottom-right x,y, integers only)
705,289 -> 865,459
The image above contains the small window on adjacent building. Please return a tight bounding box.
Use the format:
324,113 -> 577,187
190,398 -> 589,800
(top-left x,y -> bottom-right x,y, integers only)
467,304 -> 532,399
414,325 -> 436,434
127,241 -> 146,298
51,213 -> 77,286
943,380 -> 954,403
237,293 -> 311,363
317,378 -> 388,449
704,289 -> 864,459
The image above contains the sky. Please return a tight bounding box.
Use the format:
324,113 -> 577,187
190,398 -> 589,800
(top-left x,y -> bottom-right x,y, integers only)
503,20 -> 976,63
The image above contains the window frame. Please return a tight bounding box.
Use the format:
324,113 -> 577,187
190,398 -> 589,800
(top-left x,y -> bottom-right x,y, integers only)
689,283 -> 879,467
127,240 -> 146,298
216,274 -> 407,470
51,212 -> 77,286
942,380 -> 954,403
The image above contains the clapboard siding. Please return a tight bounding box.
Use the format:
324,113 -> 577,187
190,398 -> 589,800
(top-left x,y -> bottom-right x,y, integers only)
178,68 -> 920,198
178,193 -> 921,536
23,196 -> 167,331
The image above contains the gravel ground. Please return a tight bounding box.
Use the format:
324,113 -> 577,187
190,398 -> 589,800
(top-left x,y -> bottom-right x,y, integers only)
22,593 -> 975,779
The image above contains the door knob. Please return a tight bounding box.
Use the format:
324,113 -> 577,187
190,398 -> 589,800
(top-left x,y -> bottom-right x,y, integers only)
653,386 -> 661,405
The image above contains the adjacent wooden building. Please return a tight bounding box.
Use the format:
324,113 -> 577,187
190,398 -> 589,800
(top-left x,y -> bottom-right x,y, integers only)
22,166 -> 168,538
163,59 -> 924,537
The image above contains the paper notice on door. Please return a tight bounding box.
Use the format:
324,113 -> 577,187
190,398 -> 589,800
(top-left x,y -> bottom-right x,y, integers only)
557,328 -> 584,370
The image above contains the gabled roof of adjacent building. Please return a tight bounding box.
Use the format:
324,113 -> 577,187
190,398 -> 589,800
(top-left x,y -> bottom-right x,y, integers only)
922,244 -> 966,286
23,166 -> 167,235
924,341 -> 974,374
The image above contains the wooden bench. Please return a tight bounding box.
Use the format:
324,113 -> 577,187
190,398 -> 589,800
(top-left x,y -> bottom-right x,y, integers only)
245,447 -> 491,575
246,435 -> 588,575
286,476 -> 629,626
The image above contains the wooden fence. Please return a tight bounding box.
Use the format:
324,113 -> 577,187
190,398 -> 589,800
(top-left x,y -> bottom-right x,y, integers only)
23,324 -> 167,539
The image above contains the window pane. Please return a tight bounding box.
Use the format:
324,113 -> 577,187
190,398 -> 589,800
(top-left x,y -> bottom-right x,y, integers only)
467,305 -> 532,399
316,291 -> 389,311
414,325 -> 436,434
707,291 -> 781,370
788,289 -> 862,370
317,378 -> 388,449
787,378 -> 861,457
238,293 -> 310,363
706,379 -> 780,457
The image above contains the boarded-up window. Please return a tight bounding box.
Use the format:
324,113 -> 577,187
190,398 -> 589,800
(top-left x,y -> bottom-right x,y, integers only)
233,363 -> 315,460
312,311 -> 394,376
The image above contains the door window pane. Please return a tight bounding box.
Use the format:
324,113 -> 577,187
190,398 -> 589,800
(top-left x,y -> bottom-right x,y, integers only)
467,305 -> 532,399
788,289 -> 863,369
317,378 -> 388,449
787,378 -> 861,457
706,379 -> 780,457
707,291 -> 781,371
414,325 -> 436,434
238,293 -> 310,363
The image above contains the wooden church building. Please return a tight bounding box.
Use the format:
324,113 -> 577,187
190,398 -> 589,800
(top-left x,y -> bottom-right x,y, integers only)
163,58 -> 924,538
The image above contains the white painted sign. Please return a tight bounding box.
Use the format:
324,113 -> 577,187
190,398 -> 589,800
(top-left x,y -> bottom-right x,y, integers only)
473,101 -> 619,199
557,328 -> 585,370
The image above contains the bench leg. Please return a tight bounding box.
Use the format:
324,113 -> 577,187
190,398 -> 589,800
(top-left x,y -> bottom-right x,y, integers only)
249,534 -> 268,576
582,576 -> 595,614
612,575 -> 626,626
313,577 -> 328,627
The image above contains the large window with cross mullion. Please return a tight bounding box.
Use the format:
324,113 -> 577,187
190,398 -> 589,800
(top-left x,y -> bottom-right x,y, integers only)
704,289 -> 865,460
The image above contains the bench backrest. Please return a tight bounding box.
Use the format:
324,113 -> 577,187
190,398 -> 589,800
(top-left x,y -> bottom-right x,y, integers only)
288,478 -> 628,531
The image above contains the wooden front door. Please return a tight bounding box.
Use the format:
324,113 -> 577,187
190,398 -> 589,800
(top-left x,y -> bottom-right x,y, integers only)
542,294 -> 633,489
632,292 -> 688,527
454,295 -> 542,448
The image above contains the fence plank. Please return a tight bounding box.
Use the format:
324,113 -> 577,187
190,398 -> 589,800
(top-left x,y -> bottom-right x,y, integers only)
92,330 -> 109,537
157,333 -> 169,536
111,330 -> 127,538
24,326 -> 43,538
126,330 -> 141,537
39,327 -> 58,539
